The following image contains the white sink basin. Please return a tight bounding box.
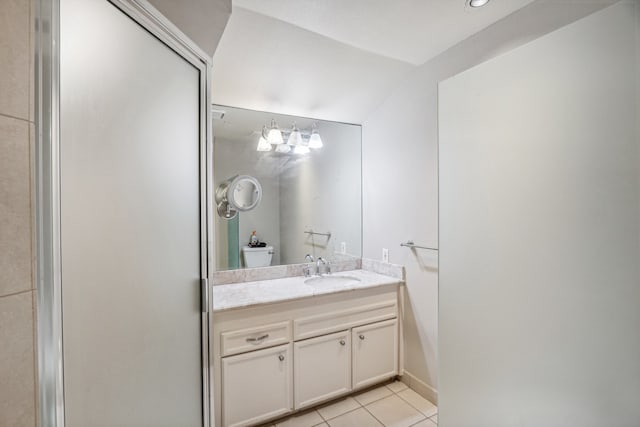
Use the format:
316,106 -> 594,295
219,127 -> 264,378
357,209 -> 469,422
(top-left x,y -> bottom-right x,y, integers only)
304,275 -> 361,286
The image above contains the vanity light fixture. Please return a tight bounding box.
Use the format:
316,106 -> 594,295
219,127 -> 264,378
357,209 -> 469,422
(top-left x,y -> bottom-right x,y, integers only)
256,119 -> 324,154
275,142 -> 291,154
287,123 -> 303,146
256,135 -> 271,152
257,126 -> 272,151
267,118 -> 284,144
468,0 -> 490,7
308,123 -> 323,149
294,144 -> 310,155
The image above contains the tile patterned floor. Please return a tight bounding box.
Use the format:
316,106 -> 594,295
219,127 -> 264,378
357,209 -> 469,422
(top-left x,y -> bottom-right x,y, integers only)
265,381 -> 438,427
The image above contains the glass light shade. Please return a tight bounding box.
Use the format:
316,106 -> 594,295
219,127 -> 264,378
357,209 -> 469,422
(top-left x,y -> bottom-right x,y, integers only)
287,129 -> 303,146
308,131 -> 323,149
267,127 -> 284,144
275,143 -> 291,153
469,0 -> 490,7
294,144 -> 310,155
256,136 -> 271,152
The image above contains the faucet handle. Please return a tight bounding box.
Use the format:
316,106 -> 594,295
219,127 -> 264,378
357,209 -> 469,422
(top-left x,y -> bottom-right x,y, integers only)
302,265 -> 311,277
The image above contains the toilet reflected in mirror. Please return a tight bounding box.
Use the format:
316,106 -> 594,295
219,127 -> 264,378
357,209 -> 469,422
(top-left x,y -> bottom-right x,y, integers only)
242,245 -> 274,268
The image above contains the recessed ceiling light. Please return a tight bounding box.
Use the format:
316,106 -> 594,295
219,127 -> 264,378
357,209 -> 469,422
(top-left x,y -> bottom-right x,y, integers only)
468,0 -> 490,7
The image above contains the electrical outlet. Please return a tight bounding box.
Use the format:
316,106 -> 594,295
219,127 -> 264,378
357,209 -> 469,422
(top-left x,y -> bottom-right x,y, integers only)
382,248 -> 389,263
340,242 -> 347,254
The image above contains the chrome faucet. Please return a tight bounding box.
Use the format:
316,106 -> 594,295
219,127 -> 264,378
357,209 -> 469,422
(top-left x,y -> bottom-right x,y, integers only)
303,254 -> 315,277
316,257 -> 329,276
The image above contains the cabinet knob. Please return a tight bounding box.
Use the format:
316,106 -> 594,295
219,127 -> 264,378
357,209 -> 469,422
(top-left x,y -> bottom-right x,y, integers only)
278,354 -> 285,361
339,340 -> 346,346
359,334 -> 365,340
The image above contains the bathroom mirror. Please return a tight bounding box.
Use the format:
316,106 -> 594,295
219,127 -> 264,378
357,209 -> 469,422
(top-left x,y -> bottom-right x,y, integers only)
213,105 -> 362,270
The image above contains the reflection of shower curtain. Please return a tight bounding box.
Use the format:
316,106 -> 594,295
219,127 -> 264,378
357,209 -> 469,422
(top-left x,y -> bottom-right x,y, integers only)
228,215 -> 240,269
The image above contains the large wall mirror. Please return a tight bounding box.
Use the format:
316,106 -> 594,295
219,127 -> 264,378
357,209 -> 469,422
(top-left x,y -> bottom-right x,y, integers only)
213,105 -> 362,270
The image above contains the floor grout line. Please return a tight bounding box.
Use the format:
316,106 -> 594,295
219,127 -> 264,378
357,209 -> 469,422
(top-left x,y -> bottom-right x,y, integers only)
0,111 -> 32,124
408,418 -> 432,427
361,402 -> 386,426
395,392 -> 428,416
0,288 -> 34,299
322,406 -> 363,423
356,394 -> 392,406
362,383 -> 426,427
312,419 -> 327,427
393,384 -> 438,419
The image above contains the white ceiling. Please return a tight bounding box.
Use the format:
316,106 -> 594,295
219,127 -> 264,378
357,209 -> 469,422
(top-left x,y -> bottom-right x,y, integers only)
234,0 -> 535,66
211,0 -> 536,123
211,7 -> 414,123
148,0 -> 231,57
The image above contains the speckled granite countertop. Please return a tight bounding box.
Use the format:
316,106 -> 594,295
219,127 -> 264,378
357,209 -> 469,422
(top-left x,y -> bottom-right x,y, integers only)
212,269 -> 403,312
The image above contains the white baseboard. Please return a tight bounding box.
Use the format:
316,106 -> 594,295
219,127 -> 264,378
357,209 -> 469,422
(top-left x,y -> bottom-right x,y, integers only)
400,370 -> 438,405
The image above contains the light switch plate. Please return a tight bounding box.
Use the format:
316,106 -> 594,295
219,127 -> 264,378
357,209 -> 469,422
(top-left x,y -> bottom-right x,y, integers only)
340,242 -> 346,254
382,248 -> 389,263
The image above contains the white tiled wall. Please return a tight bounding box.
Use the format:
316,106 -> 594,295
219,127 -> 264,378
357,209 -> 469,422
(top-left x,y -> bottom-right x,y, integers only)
0,0 -> 38,425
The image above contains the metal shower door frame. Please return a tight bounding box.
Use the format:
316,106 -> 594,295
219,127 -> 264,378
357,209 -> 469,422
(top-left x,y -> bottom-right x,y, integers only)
34,0 -> 215,425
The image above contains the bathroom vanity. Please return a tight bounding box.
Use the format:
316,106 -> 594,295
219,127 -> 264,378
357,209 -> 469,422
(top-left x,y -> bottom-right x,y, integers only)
211,269 -> 403,427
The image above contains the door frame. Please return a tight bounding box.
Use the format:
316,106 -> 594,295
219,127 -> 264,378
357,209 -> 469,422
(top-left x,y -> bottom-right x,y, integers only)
34,0 -> 215,425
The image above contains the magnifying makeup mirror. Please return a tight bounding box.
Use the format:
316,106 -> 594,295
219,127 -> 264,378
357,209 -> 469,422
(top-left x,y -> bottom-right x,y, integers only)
215,175 -> 262,219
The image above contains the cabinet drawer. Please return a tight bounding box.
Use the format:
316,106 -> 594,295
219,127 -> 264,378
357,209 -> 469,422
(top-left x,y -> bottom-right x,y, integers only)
221,321 -> 291,357
293,299 -> 397,340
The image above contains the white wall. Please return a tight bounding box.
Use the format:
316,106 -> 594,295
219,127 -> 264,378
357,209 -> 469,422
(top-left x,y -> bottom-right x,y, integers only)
439,2 -> 639,426
214,138 -> 281,268
362,0 -> 619,401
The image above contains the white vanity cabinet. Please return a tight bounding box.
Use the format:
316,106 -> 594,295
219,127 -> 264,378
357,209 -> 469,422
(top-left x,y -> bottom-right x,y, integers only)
212,281 -> 402,427
222,344 -> 293,427
294,330 -> 351,409
352,318 -> 399,389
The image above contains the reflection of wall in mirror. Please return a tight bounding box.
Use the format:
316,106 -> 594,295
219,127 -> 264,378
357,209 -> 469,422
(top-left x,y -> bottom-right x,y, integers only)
279,121 -> 362,264
213,137 -> 282,269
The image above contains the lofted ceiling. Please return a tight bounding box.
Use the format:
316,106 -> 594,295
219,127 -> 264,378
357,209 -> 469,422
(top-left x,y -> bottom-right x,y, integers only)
148,0 -> 231,57
211,0 -> 536,123
234,0 -> 535,66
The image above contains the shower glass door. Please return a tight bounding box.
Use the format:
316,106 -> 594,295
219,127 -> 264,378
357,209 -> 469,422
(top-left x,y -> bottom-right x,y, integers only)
60,0 -> 207,425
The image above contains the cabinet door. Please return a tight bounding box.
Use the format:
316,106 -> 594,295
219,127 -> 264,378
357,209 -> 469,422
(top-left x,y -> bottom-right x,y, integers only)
352,319 -> 398,389
294,330 -> 351,409
222,343 -> 293,427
